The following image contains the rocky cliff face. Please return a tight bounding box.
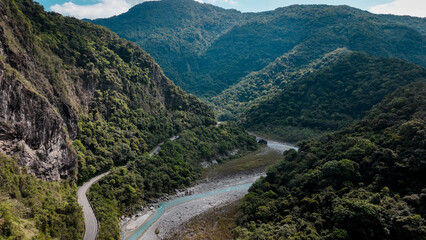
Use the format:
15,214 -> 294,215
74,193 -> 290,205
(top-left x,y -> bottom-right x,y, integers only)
0,56 -> 76,180
0,3 -> 78,180
0,0 -> 214,181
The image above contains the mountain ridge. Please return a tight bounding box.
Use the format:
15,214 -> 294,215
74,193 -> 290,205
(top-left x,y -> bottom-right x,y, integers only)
91,1 -> 426,100
240,51 -> 426,142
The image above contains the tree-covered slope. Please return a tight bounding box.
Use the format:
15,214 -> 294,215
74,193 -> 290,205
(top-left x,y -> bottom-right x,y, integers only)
241,52 -> 426,142
0,154 -> 83,239
210,48 -> 352,120
92,2 -> 426,98
376,14 -> 426,35
91,0 -> 248,91
88,122 -> 257,239
235,81 -> 426,240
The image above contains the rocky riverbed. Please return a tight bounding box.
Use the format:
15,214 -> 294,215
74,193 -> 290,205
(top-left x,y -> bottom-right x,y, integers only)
120,135 -> 297,240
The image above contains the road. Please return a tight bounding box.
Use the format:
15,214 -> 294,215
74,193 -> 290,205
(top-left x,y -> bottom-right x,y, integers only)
77,136 -> 179,240
121,136 -> 297,240
77,172 -> 110,240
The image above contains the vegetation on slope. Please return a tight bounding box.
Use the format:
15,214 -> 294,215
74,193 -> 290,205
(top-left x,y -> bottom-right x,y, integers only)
241,52 -> 426,142
91,0 -> 248,92
87,122 -> 257,239
235,82 -> 426,239
0,154 -> 83,239
93,2 -> 426,98
74,86 -> 215,182
210,48 -> 352,120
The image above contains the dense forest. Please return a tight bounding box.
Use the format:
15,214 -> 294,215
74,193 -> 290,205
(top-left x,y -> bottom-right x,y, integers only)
241,52 -> 426,142
93,0 -> 426,101
91,0 -> 248,93
235,82 -> 426,239
210,48 -> 352,120
0,0 -> 256,238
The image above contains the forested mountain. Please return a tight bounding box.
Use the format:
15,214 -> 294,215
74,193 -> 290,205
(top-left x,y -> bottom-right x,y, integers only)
92,1 -> 426,100
91,0 -> 248,93
210,48 -> 352,120
377,14 -> 426,35
241,52 -> 426,142
235,81 -> 426,239
0,0 -> 256,238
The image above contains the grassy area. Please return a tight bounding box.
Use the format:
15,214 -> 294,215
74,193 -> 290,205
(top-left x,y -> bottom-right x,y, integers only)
248,126 -> 326,144
167,199 -> 243,240
164,141 -> 284,239
201,146 -> 283,179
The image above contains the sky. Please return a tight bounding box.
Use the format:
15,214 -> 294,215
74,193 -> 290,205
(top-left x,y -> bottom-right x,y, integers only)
34,0 -> 426,20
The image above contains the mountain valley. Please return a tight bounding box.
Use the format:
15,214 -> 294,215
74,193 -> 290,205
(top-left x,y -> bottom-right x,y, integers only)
0,0 -> 425,239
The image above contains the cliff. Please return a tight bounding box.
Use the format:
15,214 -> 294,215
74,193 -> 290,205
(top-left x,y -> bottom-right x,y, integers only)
0,0 -> 214,180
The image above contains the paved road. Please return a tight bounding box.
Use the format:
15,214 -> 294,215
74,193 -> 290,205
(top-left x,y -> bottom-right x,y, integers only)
77,172 -> 110,240
77,136 -> 179,240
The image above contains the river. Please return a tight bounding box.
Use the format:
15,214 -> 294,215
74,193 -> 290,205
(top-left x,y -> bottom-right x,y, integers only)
121,135 -> 296,240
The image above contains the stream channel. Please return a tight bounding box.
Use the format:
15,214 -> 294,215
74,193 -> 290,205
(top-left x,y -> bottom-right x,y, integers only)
121,134 -> 297,240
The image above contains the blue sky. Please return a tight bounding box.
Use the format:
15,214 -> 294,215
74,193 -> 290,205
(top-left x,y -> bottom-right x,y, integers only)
34,0 -> 426,19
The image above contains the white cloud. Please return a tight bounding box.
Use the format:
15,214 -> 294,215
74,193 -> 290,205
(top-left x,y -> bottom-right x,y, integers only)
195,0 -> 237,5
51,0 -> 156,19
369,0 -> 426,18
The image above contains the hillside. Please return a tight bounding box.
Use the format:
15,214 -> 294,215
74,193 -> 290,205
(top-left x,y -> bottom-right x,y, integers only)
91,0 -> 248,91
0,0 -> 256,238
92,1 -> 426,99
240,52 -> 426,142
210,48 -> 352,120
235,81 -> 426,239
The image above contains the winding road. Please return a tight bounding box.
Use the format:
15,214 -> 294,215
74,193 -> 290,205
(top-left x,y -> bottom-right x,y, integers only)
121,135 -> 297,240
77,136 -> 179,240
77,172 -> 110,240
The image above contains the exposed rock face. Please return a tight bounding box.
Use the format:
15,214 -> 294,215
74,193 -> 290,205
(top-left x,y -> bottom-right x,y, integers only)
0,60 -> 76,180
0,0 -> 215,182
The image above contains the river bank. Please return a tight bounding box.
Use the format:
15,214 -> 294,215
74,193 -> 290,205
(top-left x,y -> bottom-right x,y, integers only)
120,135 -> 297,240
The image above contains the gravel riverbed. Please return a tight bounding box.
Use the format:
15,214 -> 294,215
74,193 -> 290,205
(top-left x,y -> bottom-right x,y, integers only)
120,135 -> 296,240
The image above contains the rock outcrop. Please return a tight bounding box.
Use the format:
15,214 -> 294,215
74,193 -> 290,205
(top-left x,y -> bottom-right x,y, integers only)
0,59 -> 76,180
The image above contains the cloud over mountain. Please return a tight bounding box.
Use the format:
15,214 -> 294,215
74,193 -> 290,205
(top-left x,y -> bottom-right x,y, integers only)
51,0 -> 158,19
369,0 -> 426,18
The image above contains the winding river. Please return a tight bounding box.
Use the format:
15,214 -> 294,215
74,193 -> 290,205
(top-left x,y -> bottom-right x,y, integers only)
121,135 -> 297,240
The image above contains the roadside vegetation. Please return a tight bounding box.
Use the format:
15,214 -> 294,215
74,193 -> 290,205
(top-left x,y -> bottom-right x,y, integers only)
0,154 -> 84,239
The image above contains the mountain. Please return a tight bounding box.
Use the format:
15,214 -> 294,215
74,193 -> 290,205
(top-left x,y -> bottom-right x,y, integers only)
235,81 -> 426,239
240,52 -> 426,142
377,14 -> 426,35
0,0 -> 256,238
210,47 -> 352,120
92,1 -> 426,99
91,0 -> 248,94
